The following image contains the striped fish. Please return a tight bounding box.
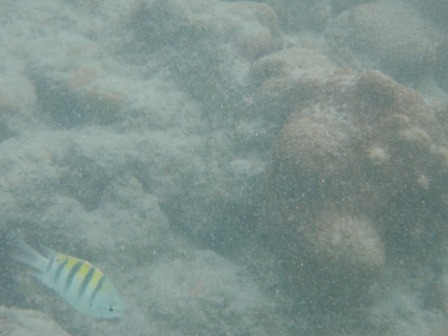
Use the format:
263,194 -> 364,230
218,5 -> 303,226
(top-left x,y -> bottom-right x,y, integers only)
12,237 -> 124,319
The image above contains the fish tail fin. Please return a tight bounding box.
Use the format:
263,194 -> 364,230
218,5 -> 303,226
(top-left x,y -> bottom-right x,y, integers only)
11,235 -> 48,273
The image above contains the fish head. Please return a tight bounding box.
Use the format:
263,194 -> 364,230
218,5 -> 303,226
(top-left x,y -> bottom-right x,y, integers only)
90,282 -> 125,319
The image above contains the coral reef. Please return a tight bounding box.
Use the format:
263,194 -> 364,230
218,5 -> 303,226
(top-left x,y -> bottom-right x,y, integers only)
266,69 -> 448,306
2,0 -> 448,334
0,1 -> 295,334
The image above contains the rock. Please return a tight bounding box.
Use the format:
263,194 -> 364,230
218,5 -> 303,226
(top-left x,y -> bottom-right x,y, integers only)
415,0 -> 448,30
296,211 -> 386,307
327,0 -> 441,81
274,105 -> 357,183
249,46 -> 339,121
0,306 -> 72,336
130,249 -> 289,335
0,73 -> 38,140
302,212 -> 385,281
129,0 -> 283,110
426,273 -> 448,313
265,69 -> 448,307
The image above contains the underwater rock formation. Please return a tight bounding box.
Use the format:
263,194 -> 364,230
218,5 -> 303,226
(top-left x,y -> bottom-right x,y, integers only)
266,69 -> 448,306
0,306 -> 72,336
302,213 -> 385,281
326,0 -> 442,82
274,104 -> 357,183
248,46 -> 339,122
0,73 -> 38,141
130,0 -> 284,111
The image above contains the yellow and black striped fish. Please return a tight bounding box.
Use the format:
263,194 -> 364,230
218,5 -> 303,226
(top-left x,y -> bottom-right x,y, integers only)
12,237 -> 124,319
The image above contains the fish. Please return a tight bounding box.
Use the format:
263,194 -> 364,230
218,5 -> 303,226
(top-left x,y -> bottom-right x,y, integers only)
12,237 -> 124,319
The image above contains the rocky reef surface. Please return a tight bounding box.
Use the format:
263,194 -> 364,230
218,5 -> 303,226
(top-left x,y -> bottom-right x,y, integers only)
266,69 -> 448,307
1,0 -> 448,335
0,306 -> 73,336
